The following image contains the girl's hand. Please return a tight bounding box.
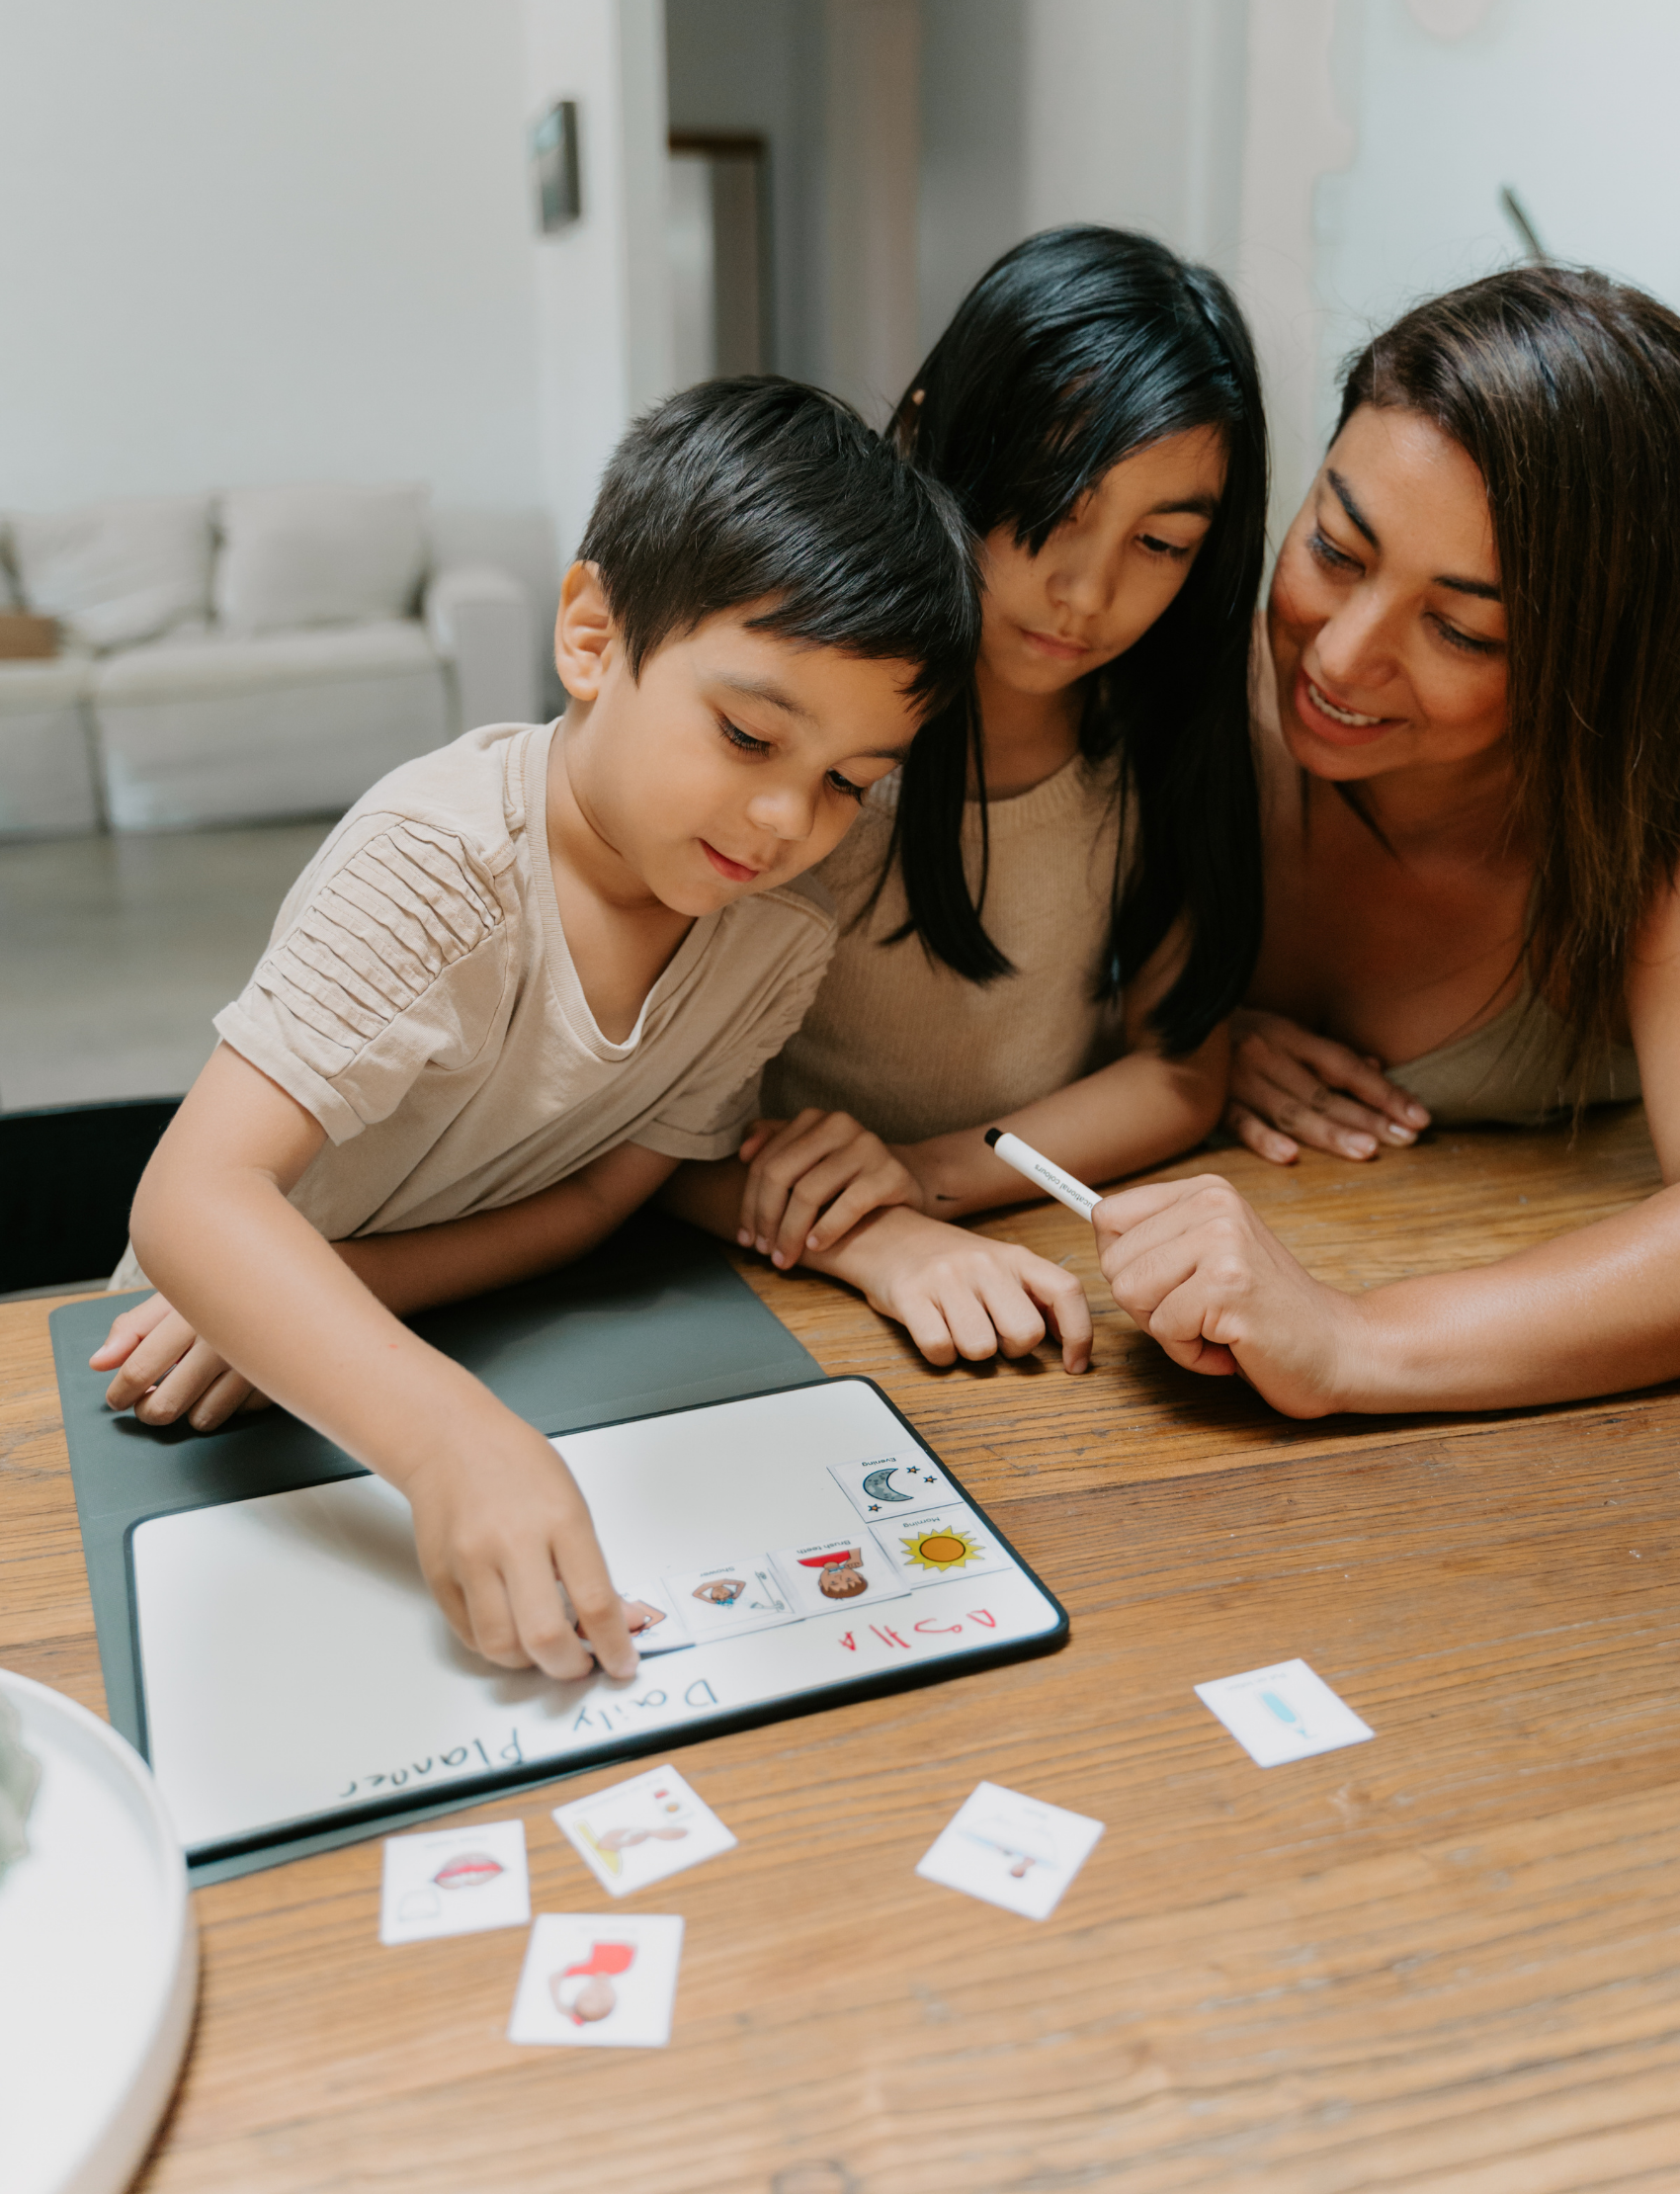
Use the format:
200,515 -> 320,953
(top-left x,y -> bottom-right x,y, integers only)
403,1423 -> 638,1682
736,1109 -> 928,1269
834,1208 -> 1093,1374
1225,1008 -> 1430,1164
1093,1174 -> 1365,1416
92,1293 -> 270,1431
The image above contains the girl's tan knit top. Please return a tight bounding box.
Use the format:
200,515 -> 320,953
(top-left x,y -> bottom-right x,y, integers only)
764,752 -> 1132,1144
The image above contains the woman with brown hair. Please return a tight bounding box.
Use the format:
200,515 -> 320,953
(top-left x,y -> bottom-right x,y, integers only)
1094,265 -> 1680,1413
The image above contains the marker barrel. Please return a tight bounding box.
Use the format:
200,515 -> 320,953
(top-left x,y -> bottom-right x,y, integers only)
985,1130 -> 1100,1223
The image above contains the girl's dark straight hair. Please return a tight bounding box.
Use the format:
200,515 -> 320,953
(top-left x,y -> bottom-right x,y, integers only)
883,224 -> 1269,1055
1336,267 -> 1680,1093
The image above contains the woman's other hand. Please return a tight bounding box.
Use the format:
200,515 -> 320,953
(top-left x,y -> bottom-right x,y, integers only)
91,1292 -> 270,1430
736,1109 -> 928,1268
1225,1008 -> 1430,1163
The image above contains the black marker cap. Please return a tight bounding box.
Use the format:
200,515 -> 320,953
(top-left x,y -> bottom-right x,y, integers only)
983,1127 -> 1003,1147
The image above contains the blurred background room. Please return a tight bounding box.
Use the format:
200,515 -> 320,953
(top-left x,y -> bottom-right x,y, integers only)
2,0 -> 1677,1288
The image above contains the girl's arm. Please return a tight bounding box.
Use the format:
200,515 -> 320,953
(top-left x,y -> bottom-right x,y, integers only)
116,1043 -> 641,1679
1090,884 -> 1680,1415
735,921 -> 1227,1262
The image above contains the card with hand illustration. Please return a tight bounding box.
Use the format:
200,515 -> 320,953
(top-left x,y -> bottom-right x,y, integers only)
829,1452 -> 959,1522
552,1764 -> 736,1898
507,1912 -> 685,2049
772,1535 -> 910,1618
661,1557 -> 798,1639
870,1504 -> 1013,1590
379,1817 -> 530,1945
617,1579 -> 692,1656
916,1780 -> 1104,1920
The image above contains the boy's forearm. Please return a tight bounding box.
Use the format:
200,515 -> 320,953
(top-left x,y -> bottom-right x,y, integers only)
908,1038 -> 1228,1220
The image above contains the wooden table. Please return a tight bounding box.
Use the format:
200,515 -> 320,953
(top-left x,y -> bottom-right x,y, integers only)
5,1113 -> 1680,2193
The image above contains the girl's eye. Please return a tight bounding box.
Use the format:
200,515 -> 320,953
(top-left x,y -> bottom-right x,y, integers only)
827,768 -> 866,802
1431,614 -> 1501,657
1138,533 -> 1193,561
1308,527 -> 1362,574
720,718 -> 771,755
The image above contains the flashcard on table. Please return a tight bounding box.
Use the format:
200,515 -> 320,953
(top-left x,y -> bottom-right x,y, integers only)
508,1912 -> 685,2049
1194,1658 -> 1375,1768
661,1557 -> 798,1639
619,1579 -> 693,1656
829,1452 -> 961,1521
552,1764 -> 737,1898
379,1817 -> 530,1945
915,1781 -> 1104,1921
772,1535 -> 910,1618
871,1504 -> 1012,1590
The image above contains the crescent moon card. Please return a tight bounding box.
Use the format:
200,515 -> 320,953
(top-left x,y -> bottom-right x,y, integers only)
828,1453 -> 959,1522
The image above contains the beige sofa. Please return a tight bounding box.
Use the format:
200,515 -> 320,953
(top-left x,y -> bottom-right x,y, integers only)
0,486 -> 559,836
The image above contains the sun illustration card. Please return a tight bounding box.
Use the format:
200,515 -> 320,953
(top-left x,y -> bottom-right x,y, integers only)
916,1781 -> 1104,1921
870,1505 -> 1013,1590
661,1557 -> 798,1639
616,1578 -> 693,1656
507,1912 -> 685,2049
829,1453 -> 959,1521
379,1817 -> 530,1945
771,1535 -> 911,1618
552,1764 -> 736,1898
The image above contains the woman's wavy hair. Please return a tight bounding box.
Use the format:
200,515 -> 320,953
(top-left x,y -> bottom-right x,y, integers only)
882,224 -> 1269,1055
1337,266 -> 1680,1085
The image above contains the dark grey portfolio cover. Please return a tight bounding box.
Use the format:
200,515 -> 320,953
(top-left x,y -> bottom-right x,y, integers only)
49,1213 -> 823,1881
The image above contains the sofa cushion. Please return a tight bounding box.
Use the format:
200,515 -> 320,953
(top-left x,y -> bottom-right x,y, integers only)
7,495 -> 213,650
92,618 -> 435,703
214,483 -> 429,634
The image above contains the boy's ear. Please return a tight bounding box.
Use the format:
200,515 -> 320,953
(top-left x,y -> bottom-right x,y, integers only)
554,560 -> 618,700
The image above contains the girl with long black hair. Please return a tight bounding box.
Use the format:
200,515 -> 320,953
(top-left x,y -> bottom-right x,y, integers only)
731,226 -> 1269,1297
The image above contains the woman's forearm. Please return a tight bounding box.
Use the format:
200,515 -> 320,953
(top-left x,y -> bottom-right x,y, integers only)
1342,1183 -> 1680,1410
909,1036 -> 1228,1220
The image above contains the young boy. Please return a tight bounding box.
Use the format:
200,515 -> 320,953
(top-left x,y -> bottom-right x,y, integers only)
93,379 -> 976,1687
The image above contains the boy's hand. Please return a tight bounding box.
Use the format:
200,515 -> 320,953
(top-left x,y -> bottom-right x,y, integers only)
403,1424 -> 639,1682
736,1109 -> 928,1269
829,1207 -> 1093,1373
93,1293 -> 270,1431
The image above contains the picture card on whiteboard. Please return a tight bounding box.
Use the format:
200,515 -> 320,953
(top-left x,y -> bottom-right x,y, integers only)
915,1781 -> 1103,1921
618,1580 -> 692,1656
661,1558 -> 797,1639
379,1818 -> 530,1945
829,1453 -> 960,1521
871,1505 -> 1013,1589
508,1912 -> 685,2049
1194,1658 -> 1375,1767
553,1764 -> 736,1898
772,1536 -> 909,1618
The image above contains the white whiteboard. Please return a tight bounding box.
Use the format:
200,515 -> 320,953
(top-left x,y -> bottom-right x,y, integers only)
129,1379 -> 1064,1857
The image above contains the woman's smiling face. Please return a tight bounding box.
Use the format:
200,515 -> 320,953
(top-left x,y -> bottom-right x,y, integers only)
1269,403 -> 1510,781
977,424 -> 1228,695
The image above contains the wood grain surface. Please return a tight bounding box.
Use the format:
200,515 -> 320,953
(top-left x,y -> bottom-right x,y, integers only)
4,1106 -> 1678,2193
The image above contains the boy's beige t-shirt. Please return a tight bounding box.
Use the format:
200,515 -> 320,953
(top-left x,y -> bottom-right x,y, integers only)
211,718 -> 837,1242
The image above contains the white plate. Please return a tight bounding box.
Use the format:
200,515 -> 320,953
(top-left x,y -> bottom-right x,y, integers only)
0,1669 -> 198,2194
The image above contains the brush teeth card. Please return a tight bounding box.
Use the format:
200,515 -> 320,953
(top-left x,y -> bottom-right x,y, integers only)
661,1557 -> 798,1639
829,1453 -> 959,1521
379,1817 -> 531,1945
1194,1658 -> 1375,1767
508,1912 -> 685,2049
552,1764 -> 737,1898
617,1580 -> 692,1655
916,1781 -> 1104,1920
772,1535 -> 910,1617
870,1504 -> 1013,1589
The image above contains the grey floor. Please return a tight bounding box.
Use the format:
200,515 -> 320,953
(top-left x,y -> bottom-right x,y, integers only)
0,819 -> 334,1113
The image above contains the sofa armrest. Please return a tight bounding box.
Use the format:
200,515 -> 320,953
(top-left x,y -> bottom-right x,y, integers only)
423,563 -> 537,732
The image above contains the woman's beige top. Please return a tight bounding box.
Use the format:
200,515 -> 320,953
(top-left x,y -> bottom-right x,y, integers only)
1387,990 -> 1640,1126
764,752 -> 1130,1144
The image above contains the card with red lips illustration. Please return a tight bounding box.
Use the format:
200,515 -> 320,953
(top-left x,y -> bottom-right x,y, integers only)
379,1817 -> 531,1944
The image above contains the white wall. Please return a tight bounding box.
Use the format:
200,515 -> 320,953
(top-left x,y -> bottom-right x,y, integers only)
0,0 -> 541,511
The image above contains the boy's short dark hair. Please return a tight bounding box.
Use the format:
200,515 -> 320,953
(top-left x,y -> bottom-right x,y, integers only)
577,377 -> 978,716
